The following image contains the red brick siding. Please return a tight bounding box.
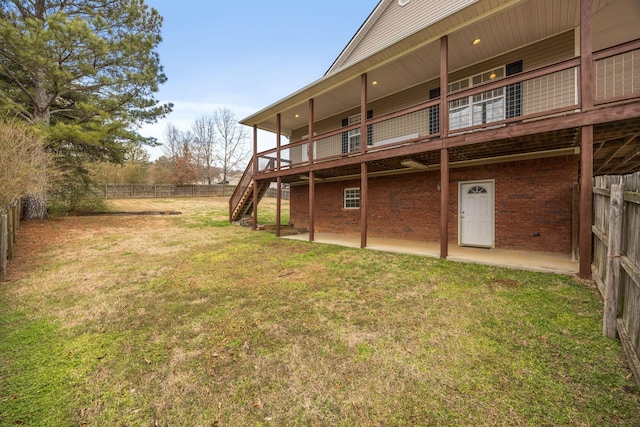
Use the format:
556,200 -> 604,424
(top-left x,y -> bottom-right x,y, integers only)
289,155 -> 578,254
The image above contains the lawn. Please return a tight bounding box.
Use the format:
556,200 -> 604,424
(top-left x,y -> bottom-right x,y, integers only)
0,197 -> 638,426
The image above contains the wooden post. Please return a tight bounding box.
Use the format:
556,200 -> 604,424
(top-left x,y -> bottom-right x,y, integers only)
571,183 -> 580,262
309,171 -> 315,242
439,35 -> 450,259
0,211 -> 7,282
276,113 -> 282,171
7,206 -> 14,260
308,99 -> 314,165
580,0 -> 593,111
360,73 -> 368,248
579,125 -> 594,278
360,162 -> 368,248
360,73 -> 367,155
440,148 -> 449,258
603,182 -> 624,338
252,125 -> 259,230
440,35 -> 449,138
11,203 -> 18,240
276,177 -> 282,237
276,114 -> 282,237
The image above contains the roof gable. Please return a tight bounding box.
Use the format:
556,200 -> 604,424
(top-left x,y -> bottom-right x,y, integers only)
327,0 -> 480,76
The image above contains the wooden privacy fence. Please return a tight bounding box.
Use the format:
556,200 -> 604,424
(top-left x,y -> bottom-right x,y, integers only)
96,184 -> 289,200
592,172 -> 640,390
97,184 -> 236,199
0,200 -> 22,282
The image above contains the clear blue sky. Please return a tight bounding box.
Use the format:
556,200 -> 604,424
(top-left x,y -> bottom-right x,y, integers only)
140,0 -> 379,158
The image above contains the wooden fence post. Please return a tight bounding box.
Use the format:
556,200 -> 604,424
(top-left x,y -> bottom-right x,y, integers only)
1,210 -> 7,282
13,202 -> 19,234
7,205 -> 14,260
603,183 -> 624,338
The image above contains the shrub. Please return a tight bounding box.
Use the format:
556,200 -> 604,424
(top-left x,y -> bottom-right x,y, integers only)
0,118 -> 50,208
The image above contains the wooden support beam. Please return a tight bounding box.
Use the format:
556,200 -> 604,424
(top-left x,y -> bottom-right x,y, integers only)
276,113 -> 282,171
580,0 -> 593,111
360,73 -> 368,248
361,163 -> 368,249
603,182 -> 624,338
440,36 -> 449,138
361,73 -> 367,155
308,99 -> 315,242
610,144 -> 640,174
308,99 -> 314,164
440,148 -> 449,259
252,125 -> 258,230
579,125 -> 594,279
595,134 -> 638,175
276,114 -> 282,237
572,183 -> 580,262
309,171 -> 315,242
276,177 -> 282,238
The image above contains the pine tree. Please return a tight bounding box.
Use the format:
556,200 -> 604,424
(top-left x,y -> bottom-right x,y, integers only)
0,0 -> 172,218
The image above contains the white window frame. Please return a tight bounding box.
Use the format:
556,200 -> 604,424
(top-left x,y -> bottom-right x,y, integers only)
449,66 -> 506,130
347,113 -> 361,152
300,134 -> 317,162
344,187 -> 360,209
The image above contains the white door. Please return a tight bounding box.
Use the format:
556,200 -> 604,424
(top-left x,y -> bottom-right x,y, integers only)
459,181 -> 494,248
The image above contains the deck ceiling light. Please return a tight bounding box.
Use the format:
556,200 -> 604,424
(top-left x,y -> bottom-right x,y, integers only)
295,114 -> 300,118
372,81 -> 378,86
400,158 -> 431,170
473,38 -> 481,45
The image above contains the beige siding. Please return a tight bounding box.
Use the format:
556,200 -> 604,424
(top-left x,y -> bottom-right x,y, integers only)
339,0 -> 479,70
449,31 -> 575,82
593,0 -> 640,51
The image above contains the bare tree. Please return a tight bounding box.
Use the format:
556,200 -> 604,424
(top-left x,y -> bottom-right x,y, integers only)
192,115 -> 216,185
213,108 -> 250,185
161,123 -> 184,163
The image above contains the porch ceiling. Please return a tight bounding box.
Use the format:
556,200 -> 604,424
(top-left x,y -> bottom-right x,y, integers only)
245,0 -> 629,137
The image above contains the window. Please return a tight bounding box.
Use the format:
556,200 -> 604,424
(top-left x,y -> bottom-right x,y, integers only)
341,110 -> 373,154
468,185 -> 488,194
347,114 -> 362,152
448,66 -> 506,130
428,87 -> 440,135
344,187 -> 360,209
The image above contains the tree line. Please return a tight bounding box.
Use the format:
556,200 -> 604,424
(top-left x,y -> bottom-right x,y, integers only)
1,0 -> 241,217
91,108 -> 250,187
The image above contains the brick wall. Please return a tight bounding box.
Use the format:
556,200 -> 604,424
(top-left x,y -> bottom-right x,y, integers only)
290,155 -> 578,254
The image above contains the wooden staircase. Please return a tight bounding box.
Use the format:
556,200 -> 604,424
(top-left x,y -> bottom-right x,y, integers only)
229,159 -> 273,223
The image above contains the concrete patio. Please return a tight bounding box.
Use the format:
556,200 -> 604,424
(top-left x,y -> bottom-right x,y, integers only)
283,233 -> 579,275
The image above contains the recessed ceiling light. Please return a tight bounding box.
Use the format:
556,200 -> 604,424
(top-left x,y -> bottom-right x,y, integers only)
295,114 -> 299,118
473,38 -> 481,45
372,81 -> 378,86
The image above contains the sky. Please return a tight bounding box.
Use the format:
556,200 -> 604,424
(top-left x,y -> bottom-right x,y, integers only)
140,0 -> 380,159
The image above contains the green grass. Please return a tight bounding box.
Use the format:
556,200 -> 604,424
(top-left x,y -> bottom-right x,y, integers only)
0,197 -> 638,426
